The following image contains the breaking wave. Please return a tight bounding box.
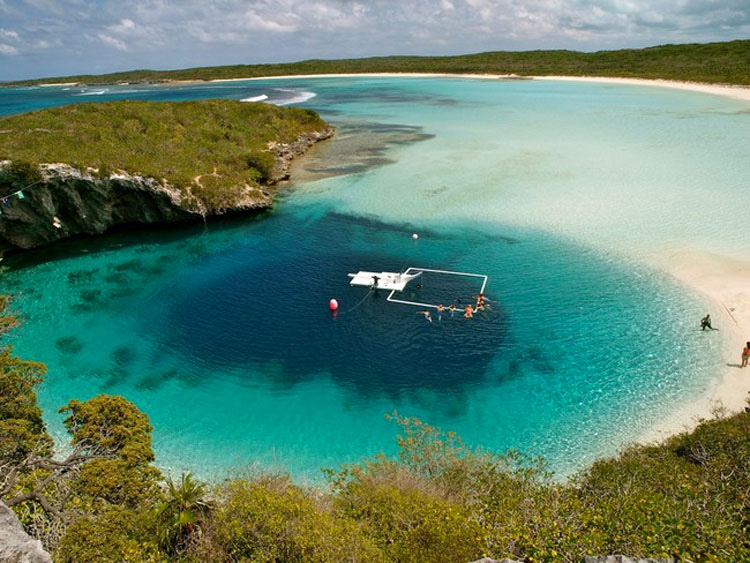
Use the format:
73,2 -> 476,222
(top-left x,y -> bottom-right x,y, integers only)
240,94 -> 269,103
75,89 -> 109,96
275,89 -> 317,105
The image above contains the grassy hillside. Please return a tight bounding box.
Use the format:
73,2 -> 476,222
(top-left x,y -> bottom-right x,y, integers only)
0,100 -> 330,211
8,40 -> 750,87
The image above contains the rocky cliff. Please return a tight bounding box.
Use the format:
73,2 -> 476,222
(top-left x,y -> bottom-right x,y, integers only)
0,128 -> 333,256
0,501 -> 52,563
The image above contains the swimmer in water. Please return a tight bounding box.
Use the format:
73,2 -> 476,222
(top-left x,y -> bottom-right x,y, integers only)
473,293 -> 491,309
436,304 -> 445,321
464,305 -> 474,319
448,304 -> 456,317
417,310 -> 433,323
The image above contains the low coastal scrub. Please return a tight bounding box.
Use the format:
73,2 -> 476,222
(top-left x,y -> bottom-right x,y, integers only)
0,100 -> 330,213
1,296 -> 748,562
7,40 -> 750,87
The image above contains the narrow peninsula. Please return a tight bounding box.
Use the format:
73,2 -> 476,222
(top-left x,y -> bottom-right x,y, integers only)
0,100 -> 333,255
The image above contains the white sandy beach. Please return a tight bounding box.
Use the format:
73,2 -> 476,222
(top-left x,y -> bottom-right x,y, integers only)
532,75 -> 750,102
638,250 -> 750,443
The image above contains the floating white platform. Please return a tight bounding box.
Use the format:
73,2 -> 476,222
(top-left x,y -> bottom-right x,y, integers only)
348,270 -> 422,291
348,266 -> 489,310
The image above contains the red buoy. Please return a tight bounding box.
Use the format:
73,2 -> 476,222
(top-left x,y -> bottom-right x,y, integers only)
329,298 -> 339,311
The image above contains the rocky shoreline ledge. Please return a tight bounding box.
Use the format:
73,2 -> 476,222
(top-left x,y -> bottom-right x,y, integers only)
0,127 -> 333,256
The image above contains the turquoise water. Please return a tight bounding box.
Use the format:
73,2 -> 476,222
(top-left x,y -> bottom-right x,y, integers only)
2,77 -> 747,479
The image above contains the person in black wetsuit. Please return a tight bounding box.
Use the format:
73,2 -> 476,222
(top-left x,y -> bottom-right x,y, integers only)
371,275 -> 380,288
700,313 -> 716,331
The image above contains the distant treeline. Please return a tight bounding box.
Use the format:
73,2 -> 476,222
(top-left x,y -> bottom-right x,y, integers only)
7,40 -> 750,87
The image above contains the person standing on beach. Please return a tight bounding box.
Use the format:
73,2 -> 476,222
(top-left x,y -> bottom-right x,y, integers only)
700,314 -> 716,331
742,341 -> 750,368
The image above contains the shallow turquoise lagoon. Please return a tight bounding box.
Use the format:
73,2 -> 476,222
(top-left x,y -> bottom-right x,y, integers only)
2,76 -> 746,479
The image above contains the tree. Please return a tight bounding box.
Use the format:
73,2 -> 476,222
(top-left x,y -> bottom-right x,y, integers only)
156,472 -> 211,554
60,394 -> 156,465
0,296 -> 50,464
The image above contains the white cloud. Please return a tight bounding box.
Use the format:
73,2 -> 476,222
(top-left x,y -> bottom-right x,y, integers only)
0,28 -> 19,41
1,0 -> 749,80
97,33 -> 127,51
0,42 -> 18,55
245,10 -> 299,33
108,18 -> 136,34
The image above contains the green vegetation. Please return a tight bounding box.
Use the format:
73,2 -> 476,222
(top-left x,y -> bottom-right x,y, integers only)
7,40 -> 750,87
1,296 -> 748,561
0,100 -> 330,212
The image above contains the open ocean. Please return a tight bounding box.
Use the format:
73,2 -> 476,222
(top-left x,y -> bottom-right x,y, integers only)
1,76 -> 747,479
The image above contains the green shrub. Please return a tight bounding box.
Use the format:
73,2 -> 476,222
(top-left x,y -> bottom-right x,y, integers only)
213,475 -> 382,562
0,160 -> 42,193
56,507 -> 164,563
336,468 -> 485,562
246,150 -> 276,183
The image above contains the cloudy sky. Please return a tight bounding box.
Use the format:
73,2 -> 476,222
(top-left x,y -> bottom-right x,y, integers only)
1,0 -> 748,81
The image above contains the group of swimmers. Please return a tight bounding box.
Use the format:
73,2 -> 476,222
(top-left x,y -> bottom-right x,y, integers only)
417,293 -> 491,322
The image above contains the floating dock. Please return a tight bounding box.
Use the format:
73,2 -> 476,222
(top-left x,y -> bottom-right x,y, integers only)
348,267 -> 488,309
348,270 -> 422,291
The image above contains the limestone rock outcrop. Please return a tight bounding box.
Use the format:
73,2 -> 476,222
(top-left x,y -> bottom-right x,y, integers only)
0,501 -> 52,563
0,127 -> 333,256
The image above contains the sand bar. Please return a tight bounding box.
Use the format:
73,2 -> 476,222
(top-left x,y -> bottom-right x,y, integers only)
37,82 -> 79,87
532,75 -> 750,102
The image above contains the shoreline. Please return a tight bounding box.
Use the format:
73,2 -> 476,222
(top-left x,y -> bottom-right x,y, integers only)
37,72 -> 750,103
531,75 -> 750,102
208,72 -> 750,102
637,250 -> 750,444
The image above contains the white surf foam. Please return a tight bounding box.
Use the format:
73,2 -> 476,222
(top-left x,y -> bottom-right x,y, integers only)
275,89 -> 317,105
75,89 -> 109,96
240,94 -> 269,103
